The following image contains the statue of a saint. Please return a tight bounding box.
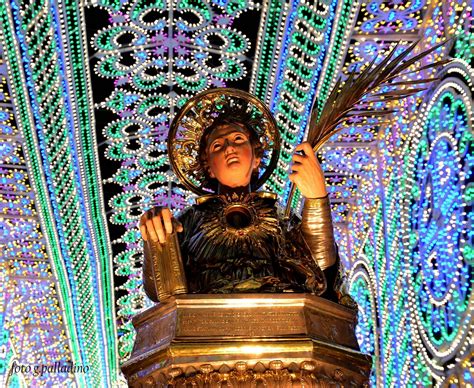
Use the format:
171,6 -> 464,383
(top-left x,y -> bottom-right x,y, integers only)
139,89 -> 350,305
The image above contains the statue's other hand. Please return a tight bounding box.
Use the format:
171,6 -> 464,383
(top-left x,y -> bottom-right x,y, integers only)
289,142 -> 327,199
139,207 -> 183,243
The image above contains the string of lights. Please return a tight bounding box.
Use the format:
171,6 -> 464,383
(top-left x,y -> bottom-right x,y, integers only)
0,0 -> 471,385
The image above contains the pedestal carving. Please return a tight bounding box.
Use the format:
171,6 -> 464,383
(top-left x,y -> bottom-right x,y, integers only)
122,294 -> 371,387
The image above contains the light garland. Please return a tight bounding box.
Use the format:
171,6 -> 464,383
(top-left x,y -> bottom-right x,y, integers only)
0,0 -> 471,385
340,0 -> 473,386
402,70 -> 473,376
0,0 -> 120,385
0,48 -> 74,386
260,0 -> 342,203
323,2 -> 472,385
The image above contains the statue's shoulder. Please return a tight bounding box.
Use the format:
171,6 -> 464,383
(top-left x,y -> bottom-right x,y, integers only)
194,194 -> 221,206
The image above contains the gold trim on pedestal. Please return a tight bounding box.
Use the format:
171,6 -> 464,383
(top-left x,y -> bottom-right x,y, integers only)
122,294 -> 371,387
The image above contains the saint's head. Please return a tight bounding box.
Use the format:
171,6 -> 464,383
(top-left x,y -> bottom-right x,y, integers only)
168,88 -> 280,195
198,107 -> 265,191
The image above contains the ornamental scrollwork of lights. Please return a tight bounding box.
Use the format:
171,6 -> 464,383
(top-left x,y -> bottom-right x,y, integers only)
402,61 -> 473,385
345,0 -> 473,385
0,0 -> 471,386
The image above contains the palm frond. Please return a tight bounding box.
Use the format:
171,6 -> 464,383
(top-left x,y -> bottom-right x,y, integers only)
388,78 -> 440,86
307,39 -> 451,152
285,39 -> 453,218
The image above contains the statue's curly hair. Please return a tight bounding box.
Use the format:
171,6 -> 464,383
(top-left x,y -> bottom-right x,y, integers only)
198,103 -> 265,190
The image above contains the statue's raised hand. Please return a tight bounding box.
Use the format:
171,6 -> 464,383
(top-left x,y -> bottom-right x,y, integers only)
289,142 -> 327,199
139,207 -> 183,244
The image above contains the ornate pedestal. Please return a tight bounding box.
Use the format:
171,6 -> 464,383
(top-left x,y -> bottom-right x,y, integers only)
121,294 -> 371,387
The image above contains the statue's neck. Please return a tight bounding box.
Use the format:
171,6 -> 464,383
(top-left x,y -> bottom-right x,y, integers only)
217,184 -> 251,196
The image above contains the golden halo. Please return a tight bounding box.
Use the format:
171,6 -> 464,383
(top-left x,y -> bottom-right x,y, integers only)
168,88 -> 280,195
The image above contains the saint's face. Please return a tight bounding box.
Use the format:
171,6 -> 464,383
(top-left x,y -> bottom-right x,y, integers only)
205,123 -> 261,188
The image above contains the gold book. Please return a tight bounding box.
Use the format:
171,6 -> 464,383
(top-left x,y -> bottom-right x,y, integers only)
147,231 -> 187,300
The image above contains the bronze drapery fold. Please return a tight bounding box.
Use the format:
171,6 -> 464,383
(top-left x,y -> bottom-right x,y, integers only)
142,192 -> 339,302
